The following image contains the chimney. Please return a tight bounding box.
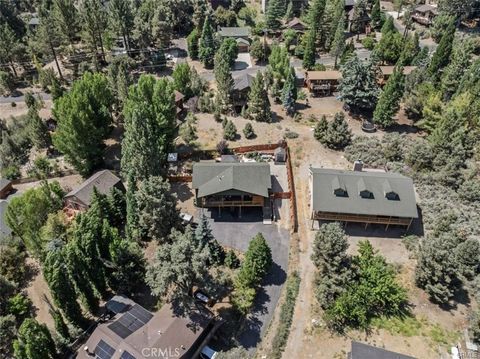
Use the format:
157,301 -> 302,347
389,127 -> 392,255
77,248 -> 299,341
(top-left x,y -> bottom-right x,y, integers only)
353,160 -> 363,172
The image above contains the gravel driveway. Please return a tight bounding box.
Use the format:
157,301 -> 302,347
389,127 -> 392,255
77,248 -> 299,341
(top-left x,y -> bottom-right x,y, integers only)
199,207 -> 290,351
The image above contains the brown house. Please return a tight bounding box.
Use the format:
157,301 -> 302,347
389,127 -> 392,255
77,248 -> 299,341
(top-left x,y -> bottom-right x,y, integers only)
232,73 -> 255,111
379,66 -> 417,85
411,4 -> 438,26
0,179 -> 13,200
284,17 -> 307,33
305,71 -> 342,96
76,295 -> 216,359
64,170 -> 124,213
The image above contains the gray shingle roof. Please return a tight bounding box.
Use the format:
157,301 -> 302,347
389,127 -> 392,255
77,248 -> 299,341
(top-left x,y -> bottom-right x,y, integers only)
414,4 -> 438,14
310,168 -> 418,218
218,27 -> 251,38
233,73 -> 255,91
0,200 -> 11,238
192,163 -> 271,198
350,341 -> 416,359
65,170 -> 122,207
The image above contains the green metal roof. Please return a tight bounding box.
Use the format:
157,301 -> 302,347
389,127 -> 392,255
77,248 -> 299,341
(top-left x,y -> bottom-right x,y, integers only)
310,168 -> 418,219
218,27 -> 251,38
192,163 -> 271,198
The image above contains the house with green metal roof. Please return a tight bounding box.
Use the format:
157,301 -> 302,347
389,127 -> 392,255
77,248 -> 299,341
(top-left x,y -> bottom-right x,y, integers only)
309,167 -> 418,230
192,162 -> 271,210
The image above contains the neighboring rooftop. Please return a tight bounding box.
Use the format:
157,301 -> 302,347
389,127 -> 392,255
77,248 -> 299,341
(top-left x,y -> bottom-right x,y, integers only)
349,341 -> 416,359
286,17 -> 307,29
218,26 -> 251,38
0,178 -> 11,191
77,296 -> 213,359
65,170 -> 122,207
310,168 -> 418,219
233,73 -> 255,91
0,200 -> 11,238
414,4 -> 438,14
192,162 -> 271,198
380,66 -> 417,76
306,70 -> 343,81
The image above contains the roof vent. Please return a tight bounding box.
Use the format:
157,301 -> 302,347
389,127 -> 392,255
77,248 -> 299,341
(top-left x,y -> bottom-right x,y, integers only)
332,176 -> 347,197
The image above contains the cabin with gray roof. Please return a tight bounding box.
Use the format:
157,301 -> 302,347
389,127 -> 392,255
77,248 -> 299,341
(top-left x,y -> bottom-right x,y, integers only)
309,167 -> 418,230
64,170 -> 124,212
218,27 -> 251,52
348,341 -> 416,359
412,4 -> 438,26
232,73 -> 255,111
192,162 -> 271,210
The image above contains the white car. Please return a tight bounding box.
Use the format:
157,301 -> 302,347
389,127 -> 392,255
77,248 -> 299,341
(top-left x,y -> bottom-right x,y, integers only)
200,345 -> 218,359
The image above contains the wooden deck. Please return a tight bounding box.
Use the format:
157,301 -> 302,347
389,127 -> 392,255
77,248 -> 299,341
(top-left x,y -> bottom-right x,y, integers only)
312,211 -> 413,229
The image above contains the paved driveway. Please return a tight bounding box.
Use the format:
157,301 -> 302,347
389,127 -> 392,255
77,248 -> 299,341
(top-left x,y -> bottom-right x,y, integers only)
199,207 -> 290,351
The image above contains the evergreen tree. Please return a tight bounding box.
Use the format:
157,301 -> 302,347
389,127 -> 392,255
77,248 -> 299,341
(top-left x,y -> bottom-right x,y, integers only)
350,0 -> 368,35
195,215 -> 225,265
49,308 -> 70,340
107,55 -> 136,108
250,37 -> 268,63
441,39 -> 473,101
108,0 -> 135,52
247,72 -> 272,123
265,0 -> 285,30
243,122 -> 255,139
399,32 -> 420,66
338,56 -> 380,112
13,319 -> 57,359
282,66 -> 297,116
193,0 -> 208,30
121,75 -> 176,183
199,16 -> 215,68
428,20 -> 456,80
374,18 -> 403,64
223,120 -> 237,140
303,30 -> 316,70
108,237 -> 146,295
285,1 -> 294,21
371,0 -> 382,28
79,0 -> 108,64
146,228 -> 210,308
373,66 -> 405,127
125,173 -> 139,241
53,72 -> 113,176
214,42 -> 235,113
314,115 -> 329,143
311,223 -> 351,307
187,28 -> 200,60
52,0 -> 78,48
236,233 -> 272,287
134,176 -> 180,242
330,13 -> 345,69
324,112 -> 352,149
43,245 -> 84,325
308,0 -> 327,34
29,108 -> 50,150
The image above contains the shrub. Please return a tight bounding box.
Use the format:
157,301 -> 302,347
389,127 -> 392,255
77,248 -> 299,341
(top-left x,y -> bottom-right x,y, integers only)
1,165 -> 21,180
312,63 -> 326,71
361,37 -> 376,50
284,130 -> 299,139
223,120 -> 237,140
243,122 -> 255,139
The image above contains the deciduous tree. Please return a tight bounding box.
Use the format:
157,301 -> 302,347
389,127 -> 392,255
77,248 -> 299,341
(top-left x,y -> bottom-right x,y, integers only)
13,319 -> 57,359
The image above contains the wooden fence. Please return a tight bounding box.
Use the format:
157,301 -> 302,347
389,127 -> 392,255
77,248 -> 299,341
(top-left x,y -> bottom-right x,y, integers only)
285,145 -> 298,233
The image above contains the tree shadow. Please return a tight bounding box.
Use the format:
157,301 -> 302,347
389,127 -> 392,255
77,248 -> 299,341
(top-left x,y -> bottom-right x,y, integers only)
171,182 -> 194,202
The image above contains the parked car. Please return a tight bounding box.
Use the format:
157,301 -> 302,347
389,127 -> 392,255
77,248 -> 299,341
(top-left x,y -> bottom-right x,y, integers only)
191,286 -> 215,307
200,345 -> 218,359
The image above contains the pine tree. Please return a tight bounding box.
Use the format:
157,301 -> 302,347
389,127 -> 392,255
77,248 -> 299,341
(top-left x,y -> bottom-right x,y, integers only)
108,0 -> 135,52
53,72 -> 113,176
324,112 -> 352,149
237,233 -> 272,287
13,319 -> 57,359
79,0 -> 108,64
49,308 -> 70,340
308,0 -> 327,34
441,39 -> 473,101
428,20 -> 456,80
29,108 -> 50,150
125,174 -> 139,241
199,16 -> 215,68
134,176 -> 180,242
266,0 -> 285,30
247,72 -> 272,123
374,18 -> 403,64
330,13 -> 345,69
43,246 -> 84,326
187,28 -> 200,60
371,0 -> 382,28
282,66 -> 297,116
121,75 -> 176,183
285,1 -> 294,22
52,0 -> 78,48
338,56 -> 380,112
193,0 -> 208,30
223,120 -> 237,140
373,66 -> 405,127
350,0 -> 368,35
314,115 -> 329,143
303,30 -> 316,70
214,42 -> 235,113
243,122 -> 255,139
195,215 -> 224,265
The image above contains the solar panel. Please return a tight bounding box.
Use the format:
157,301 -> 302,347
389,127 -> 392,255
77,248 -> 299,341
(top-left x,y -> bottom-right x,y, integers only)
107,299 -> 128,314
120,351 -> 136,359
108,305 -> 153,339
94,340 -> 116,359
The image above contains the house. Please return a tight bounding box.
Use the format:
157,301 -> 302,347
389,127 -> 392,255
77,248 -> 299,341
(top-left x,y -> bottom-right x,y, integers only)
174,90 -> 186,119
64,170 -> 124,212
348,7 -> 371,34
411,4 -> 438,26
76,295 -> 216,359
309,166 -> 418,230
305,71 -> 342,96
192,162 -> 271,214
232,73 -> 255,111
217,27 -> 251,52
344,0 -> 356,12
379,66 -> 417,85
348,341 -> 416,359
0,179 -> 13,200
285,17 -> 307,33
